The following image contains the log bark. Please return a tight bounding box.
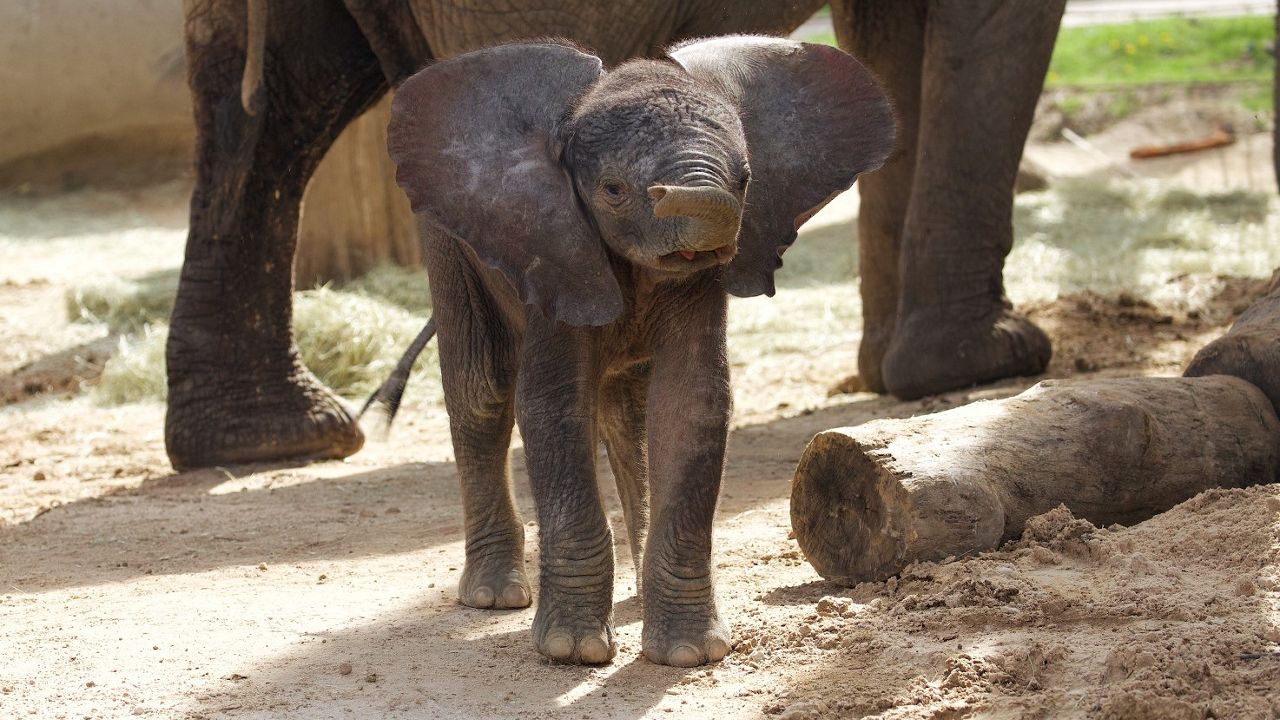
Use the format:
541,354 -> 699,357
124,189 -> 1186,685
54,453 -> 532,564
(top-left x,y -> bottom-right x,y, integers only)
1185,272 -> 1280,416
791,376 -> 1280,585
295,94 -> 419,288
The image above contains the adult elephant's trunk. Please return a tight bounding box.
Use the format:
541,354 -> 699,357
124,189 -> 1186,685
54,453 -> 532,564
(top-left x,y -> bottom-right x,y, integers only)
241,0 -> 267,115
648,185 -> 742,251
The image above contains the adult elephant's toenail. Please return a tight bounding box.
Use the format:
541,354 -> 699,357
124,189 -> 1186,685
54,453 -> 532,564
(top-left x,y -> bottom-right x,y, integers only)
706,637 -> 730,662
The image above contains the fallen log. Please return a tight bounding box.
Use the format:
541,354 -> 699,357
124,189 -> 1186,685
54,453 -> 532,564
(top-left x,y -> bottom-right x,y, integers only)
1185,275 -> 1280,415
790,376 -> 1280,585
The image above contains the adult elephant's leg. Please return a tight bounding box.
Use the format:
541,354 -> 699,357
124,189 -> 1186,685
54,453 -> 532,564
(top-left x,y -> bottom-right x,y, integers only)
881,0 -> 1063,399
831,0 -> 926,393
167,0 -> 387,469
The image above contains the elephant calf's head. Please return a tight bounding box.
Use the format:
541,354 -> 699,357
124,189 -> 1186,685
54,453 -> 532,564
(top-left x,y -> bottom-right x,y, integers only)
388,36 -> 895,326
566,62 -> 748,275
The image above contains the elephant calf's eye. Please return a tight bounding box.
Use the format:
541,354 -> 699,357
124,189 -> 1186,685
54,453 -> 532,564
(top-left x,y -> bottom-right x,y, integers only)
602,182 -> 627,201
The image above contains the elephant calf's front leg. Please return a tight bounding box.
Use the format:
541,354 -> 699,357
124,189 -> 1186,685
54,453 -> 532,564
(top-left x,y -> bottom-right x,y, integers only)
517,326 -> 615,664
642,294 -> 732,667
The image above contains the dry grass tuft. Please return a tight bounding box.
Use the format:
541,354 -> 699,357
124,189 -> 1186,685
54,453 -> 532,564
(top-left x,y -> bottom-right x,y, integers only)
65,271 -> 179,334
84,266 -> 436,405
95,327 -> 168,405
337,265 -> 431,313
1008,179 -> 1280,306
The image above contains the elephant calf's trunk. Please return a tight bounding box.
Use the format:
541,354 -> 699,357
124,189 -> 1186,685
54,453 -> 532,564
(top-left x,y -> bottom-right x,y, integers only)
648,185 -> 742,251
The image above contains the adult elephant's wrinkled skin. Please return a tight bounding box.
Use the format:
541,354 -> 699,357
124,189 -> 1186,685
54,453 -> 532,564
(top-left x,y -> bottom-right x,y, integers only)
384,37 -> 892,665
167,0 -> 1064,469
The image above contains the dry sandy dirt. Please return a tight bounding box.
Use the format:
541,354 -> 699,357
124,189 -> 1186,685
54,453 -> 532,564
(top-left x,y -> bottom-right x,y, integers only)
2,127 -> 1280,717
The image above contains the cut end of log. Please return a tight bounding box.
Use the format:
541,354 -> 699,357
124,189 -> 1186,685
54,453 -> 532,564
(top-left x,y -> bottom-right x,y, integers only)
790,428 -> 1005,586
790,431 -> 910,584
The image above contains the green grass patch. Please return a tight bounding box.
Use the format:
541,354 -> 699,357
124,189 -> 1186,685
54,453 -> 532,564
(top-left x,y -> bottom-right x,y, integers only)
1242,82 -> 1274,113
1047,16 -> 1275,88
802,15 -> 1275,111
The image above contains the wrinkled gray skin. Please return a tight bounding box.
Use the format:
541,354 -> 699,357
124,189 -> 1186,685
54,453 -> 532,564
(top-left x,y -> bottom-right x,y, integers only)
169,0 -> 1068,471
385,38 -> 893,666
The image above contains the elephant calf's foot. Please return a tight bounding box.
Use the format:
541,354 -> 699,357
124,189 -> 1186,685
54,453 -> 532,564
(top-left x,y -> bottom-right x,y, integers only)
642,573 -> 730,667
642,604 -> 730,667
532,599 -> 616,665
881,306 -> 1052,400
165,364 -> 364,470
459,549 -> 531,609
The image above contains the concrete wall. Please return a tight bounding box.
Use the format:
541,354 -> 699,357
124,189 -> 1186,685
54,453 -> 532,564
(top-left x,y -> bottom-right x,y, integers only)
0,0 -> 192,168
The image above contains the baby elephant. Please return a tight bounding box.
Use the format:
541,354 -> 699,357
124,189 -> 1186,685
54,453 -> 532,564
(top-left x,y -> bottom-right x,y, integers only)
387,36 -> 893,666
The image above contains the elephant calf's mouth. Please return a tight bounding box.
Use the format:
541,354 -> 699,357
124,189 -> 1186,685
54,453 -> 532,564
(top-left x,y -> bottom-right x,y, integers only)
656,244 -> 736,271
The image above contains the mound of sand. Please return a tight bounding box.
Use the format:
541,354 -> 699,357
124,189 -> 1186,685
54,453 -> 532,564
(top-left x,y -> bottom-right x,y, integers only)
728,487 -> 1280,719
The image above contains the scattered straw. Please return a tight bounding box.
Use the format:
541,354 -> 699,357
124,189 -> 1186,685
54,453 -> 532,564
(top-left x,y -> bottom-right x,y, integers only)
86,266 -> 436,405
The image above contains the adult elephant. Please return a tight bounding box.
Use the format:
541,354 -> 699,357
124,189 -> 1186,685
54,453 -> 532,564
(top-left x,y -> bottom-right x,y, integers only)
167,0 -> 1065,469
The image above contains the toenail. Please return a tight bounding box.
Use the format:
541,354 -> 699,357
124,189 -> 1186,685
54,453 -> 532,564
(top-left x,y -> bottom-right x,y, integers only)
667,644 -> 702,667
579,636 -> 613,664
470,586 -> 495,607
543,633 -> 575,660
706,637 -> 730,662
501,584 -> 530,608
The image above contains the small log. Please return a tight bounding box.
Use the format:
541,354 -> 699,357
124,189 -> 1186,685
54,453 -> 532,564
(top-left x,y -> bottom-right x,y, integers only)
1128,126 -> 1235,160
1185,273 -> 1280,416
791,376 -> 1280,585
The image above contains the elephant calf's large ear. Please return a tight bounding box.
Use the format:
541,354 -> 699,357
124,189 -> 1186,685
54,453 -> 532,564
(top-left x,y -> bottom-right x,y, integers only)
387,43 -> 622,326
671,37 -> 895,298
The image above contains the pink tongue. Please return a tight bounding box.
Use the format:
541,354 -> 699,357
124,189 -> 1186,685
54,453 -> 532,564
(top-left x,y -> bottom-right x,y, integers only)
679,251 -> 697,260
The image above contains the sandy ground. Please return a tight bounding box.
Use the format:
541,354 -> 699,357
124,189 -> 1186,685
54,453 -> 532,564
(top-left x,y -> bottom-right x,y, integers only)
2,120 -> 1279,718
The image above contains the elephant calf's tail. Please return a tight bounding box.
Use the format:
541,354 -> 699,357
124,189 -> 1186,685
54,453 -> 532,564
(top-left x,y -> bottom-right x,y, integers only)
358,316 -> 437,439
240,0 -> 268,115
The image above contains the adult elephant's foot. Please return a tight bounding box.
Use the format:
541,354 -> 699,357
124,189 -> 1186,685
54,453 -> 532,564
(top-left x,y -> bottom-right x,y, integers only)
459,547 -> 531,610
164,360 -> 364,471
881,306 -> 1052,400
